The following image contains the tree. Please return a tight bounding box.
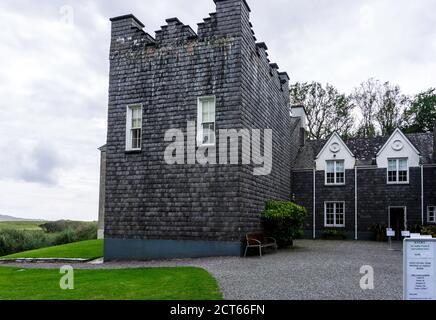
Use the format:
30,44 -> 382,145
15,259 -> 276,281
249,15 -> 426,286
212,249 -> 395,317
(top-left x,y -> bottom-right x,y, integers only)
375,82 -> 408,136
402,88 -> 436,133
352,79 -> 379,138
352,79 -> 408,137
290,82 -> 355,140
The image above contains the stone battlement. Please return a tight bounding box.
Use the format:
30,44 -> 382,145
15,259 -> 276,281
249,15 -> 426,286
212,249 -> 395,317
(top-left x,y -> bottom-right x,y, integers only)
109,0 -> 289,95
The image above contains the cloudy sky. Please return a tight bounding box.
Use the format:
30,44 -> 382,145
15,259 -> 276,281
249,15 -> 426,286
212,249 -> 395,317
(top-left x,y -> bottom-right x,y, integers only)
0,0 -> 435,221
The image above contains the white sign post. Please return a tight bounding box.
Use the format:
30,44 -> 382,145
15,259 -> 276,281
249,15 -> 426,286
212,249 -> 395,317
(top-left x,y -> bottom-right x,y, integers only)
403,238 -> 436,300
387,228 -> 396,251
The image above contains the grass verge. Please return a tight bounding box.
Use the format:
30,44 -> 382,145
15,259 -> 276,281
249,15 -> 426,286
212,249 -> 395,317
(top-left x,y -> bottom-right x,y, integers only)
0,267 -> 223,300
1,240 -> 103,260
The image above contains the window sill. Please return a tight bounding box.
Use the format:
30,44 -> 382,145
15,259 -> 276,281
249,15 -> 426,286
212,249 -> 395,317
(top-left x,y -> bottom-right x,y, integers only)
387,182 -> 409,185
125,149 -> 142,154
324,225 -> 345,228
198,143 -> 216,148
324,184 -> 346,187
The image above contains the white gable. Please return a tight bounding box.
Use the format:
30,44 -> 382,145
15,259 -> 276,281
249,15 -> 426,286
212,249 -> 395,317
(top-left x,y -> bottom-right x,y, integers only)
376,129 -> 421,168
315,133 -> 355,171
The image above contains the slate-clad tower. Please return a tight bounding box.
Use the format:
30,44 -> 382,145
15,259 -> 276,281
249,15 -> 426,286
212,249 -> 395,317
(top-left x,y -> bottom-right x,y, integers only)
104,0 -> 293,260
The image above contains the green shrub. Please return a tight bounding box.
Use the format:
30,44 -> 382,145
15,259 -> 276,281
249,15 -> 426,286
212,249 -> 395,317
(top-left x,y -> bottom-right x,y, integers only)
369,223 -> 388,241
0,221 -> 98,257
261,200 -> 308,248
409,224 -> 423,233
52,229 -> 78,245
39,220 -> 94,233
0,230 -> 51,257
321,229 -> 347,240
75,223 -> 98,241
421,225 -> 436,238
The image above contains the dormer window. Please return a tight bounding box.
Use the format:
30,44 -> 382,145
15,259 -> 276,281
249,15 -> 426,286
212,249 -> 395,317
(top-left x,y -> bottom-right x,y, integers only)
326,160 -> 345,185
387,158 -> 408,184
315,133 -> 355,178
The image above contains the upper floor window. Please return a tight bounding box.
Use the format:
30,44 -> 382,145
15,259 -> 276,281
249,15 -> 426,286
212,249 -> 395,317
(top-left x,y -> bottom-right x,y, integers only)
387,158 -> 408,184
325,160 -> 345,185
428,206 -> 436,224
197,96 -> 216,146
126,104 -> 143,151
325,202 -> 345,228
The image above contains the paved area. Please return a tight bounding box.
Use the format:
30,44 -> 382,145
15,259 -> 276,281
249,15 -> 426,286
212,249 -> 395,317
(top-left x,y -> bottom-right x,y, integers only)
0,240 -> 403,300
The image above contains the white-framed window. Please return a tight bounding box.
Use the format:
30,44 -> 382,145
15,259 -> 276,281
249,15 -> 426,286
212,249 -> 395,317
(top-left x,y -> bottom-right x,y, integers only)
387,158 -> 408,184
197,96 -> 216,146
325,160 -> 345,185
428,206 -> 436,224
126,104 -> 143,151
324,202 -> 345,227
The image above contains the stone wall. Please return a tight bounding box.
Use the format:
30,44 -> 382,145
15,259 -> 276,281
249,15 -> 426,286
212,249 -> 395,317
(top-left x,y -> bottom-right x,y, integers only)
104,0 -> 292,258
292,166 -> 436,239
423,166 -> 436,223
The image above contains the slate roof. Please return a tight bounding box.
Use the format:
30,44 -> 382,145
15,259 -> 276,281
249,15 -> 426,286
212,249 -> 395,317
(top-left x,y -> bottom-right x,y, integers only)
294,132 -> 434,169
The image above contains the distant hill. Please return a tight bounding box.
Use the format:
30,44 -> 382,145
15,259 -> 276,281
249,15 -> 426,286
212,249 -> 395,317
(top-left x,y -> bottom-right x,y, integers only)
0,215 -> 43,222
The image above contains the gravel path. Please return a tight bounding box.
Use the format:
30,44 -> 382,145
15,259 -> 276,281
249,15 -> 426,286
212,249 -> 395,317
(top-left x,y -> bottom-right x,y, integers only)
0,240 -> 403,300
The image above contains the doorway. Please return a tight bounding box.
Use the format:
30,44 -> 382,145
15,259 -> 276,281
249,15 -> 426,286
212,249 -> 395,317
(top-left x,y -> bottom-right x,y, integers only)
388,207 -> 407,240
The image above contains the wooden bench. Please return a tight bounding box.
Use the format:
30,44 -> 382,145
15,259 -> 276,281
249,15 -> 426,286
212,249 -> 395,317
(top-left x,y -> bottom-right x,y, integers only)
244,232 -> 278,257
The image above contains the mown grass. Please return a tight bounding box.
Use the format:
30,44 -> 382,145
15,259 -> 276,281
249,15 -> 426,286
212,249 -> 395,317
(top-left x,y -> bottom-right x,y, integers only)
0,267 -> 223,300
1,240 -> 103,260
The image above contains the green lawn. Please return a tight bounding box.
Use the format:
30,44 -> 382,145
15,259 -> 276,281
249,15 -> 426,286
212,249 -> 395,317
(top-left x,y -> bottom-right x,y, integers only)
1,240 -> 103,260
0,267 -> 222,300
0,221 -> 44,231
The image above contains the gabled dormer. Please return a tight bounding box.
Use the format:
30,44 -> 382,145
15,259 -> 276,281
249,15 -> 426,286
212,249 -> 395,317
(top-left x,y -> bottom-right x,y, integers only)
315,132 -> 355,185
376,128 -> 421,184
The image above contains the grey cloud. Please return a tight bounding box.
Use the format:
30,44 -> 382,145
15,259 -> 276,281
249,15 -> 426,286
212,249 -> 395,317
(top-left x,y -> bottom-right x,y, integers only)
0,142 -> 66,186
19,144 -> 63,185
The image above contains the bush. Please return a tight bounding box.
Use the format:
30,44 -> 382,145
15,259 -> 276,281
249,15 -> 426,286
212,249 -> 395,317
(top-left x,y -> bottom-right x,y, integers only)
0,230 -> 51,257
421,225 -> 436,238
0,221 -> 98,257
410,224 -> 423,234
52,229 -> 78,245
369,224 -> 387,241
39,220 -> 93,233
321,229 -> 347,240
261,200 -> 308,248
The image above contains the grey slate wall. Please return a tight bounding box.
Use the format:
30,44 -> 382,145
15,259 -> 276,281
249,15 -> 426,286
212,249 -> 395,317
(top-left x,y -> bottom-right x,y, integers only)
238,1 -> 293,235
292,166 -> 436,238
104,0 -> 292,248
423,166 -> 436,223
315,169 -> 356,234
292,170 -> 314,233
357,167 -> 422,232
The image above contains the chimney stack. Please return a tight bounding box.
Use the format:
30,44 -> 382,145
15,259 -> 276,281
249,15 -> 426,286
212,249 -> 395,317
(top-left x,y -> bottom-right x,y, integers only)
291,104 -> 309,146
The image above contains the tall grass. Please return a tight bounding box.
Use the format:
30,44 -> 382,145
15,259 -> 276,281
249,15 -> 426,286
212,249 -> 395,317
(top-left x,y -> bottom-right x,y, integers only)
0,221 -> 97,257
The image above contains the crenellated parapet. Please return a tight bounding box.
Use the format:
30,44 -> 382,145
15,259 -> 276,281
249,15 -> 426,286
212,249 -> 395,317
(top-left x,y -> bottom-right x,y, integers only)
109,0 -> 289,96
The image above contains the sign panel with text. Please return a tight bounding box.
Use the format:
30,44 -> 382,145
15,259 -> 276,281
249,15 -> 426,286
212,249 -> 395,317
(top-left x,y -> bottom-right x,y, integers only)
403,239 -> 436,300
